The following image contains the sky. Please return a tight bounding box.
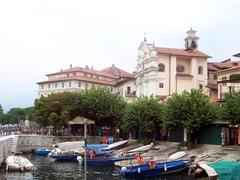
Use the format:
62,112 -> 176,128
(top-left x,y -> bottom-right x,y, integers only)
0,0 -> 239,112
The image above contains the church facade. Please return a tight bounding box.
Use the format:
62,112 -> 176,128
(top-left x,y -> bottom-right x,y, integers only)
136,29 -> 210,99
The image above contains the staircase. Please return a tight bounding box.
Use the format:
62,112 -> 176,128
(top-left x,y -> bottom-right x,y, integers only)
9,135 -> 19,154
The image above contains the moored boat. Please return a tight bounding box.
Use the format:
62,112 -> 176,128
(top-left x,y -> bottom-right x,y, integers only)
168,151 -> 187,161
34,148 -> 52,156
120,159 -> 193,177
102,140 -> 128,151
6,155 -> 34,171
127,143 -> 154,153
84,156 -> 133,166
49,150 -> 115,162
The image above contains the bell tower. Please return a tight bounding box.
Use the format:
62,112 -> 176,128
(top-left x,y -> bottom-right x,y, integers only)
184,28 -> 199,50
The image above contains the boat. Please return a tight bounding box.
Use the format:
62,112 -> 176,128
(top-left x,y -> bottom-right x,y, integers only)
168,151 -> 187,161
127,143 -> 154,153
120,159 -> 193,177
207,161 -> 240,180
34,148 -> 52,156
102,140 -> 128,151
49,150 -> 115,162
6,155 -> 34,171
86,144 -> 108,151
83,156 -> 133,166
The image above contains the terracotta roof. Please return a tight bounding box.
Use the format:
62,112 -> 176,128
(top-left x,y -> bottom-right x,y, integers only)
208,63 -> 220,71
47,66 -> 118,79
210,60 -> 240,70
155,47 -> 210,58
213,66 -> 240,75
233,52 -> 240,57
37,76 -> 116,86
101,65 -> 134,78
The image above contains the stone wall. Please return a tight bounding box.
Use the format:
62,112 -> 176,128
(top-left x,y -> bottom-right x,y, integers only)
17,135 -> 102,153
0,136 -> 13,166
0,135 -> 102,164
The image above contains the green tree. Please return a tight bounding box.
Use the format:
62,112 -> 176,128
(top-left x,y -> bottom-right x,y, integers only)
121,96 -> 163,142
33,92 -> 77,127
220,92 -> 240,125
163,89 -> 218,144
80,88 -> 126,127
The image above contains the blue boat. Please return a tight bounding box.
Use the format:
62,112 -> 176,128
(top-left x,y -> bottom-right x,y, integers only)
86,144 -> 108,151
34,149 -> 52,156
86,156 -> 132,166
49,150 -> 115,162
120,159 -> 193,177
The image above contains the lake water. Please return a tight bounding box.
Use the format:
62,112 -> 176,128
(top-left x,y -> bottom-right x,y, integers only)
0,155 -> 195,180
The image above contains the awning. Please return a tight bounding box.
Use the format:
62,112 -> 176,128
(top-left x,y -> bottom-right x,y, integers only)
68,116 -> 95,125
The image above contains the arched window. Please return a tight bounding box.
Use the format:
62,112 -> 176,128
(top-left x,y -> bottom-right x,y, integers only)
176,65 -> 185,73
158,63 -> 165,72
198,66 -> 203,75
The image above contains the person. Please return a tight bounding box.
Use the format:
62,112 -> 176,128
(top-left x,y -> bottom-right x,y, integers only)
51,145 -> 61,155
148,161 -> 156,169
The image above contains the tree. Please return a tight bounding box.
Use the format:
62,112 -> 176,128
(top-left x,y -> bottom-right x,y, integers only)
220,92 -> 240,125
80,88 -> 126,127
121,96 -> 163,142
33,92 -> 78,127
163,89 -> 218,144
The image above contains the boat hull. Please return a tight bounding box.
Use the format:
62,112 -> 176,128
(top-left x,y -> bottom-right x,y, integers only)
120,160 -> 192,177
34,149 -> 52,156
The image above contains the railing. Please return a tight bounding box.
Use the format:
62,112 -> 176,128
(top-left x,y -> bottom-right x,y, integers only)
0,125 -> 69,137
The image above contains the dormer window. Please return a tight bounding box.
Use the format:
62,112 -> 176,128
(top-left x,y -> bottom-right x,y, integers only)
198,66 -> 203,75
158,63 -> 165,72
176,65 -> 185,73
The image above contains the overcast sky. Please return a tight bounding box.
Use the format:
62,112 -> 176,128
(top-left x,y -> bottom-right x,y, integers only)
0,0 -> 239,111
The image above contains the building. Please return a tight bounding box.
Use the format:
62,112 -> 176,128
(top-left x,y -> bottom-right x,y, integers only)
37,64 -> 136,101
207,56 -> 240,101
136,29 -> 210,99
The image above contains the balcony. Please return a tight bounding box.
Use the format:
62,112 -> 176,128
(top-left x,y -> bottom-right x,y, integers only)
125,91 -> 136,97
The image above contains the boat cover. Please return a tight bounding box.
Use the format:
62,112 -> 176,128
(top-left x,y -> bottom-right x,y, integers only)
208,161 -> 240,180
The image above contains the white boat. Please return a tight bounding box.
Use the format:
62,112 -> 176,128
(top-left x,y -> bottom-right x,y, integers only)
168,151 -> 187,161
56,141 -> 84,152
6,156 -> 33,171
102,140 -> 128,150
127,143 -> 154,153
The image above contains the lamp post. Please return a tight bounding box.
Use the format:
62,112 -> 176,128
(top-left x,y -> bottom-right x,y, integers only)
84,118 -> 87,180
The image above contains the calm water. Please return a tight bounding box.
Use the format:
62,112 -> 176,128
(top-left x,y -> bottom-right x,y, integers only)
0,155 -> 195,180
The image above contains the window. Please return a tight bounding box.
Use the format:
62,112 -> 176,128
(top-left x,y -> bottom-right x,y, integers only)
159,83 -> 164,88
55,83 -> 57,88
222,77 -> 227,86
67,73 -> 69,77
176,65 -> 185,73
69,81 -> 71,87
127,86 -> 131,93
214,75 -> 217,80
72,73 -> 76,76
48,83 -> 50,89
199,84 -> 203,90
78,82 -> 81,88
158,63 -> 165,72
41,84 -> 44,89
90,74 -> 93,78
198,66 -> 203,75
111,87 -> 113,92
62,82 -> 64,88
85,82 -> 88,89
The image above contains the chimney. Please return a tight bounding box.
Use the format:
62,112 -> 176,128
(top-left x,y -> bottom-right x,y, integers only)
85,65 -> 89,69
91,66 -> 93,70
60,69 -> 63,72
70,64 -> 72,69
